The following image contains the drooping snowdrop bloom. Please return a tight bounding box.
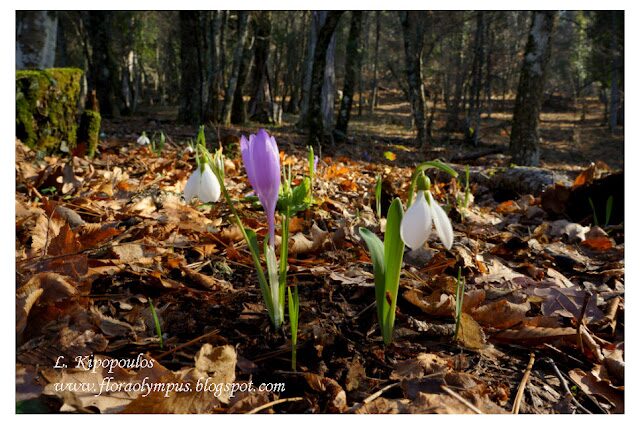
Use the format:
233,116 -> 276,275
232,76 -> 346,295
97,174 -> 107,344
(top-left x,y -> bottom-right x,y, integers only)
137,132 -> 150,146
240,129 -> 281,246
184,163 -> 221,203
400,189 -> 454,250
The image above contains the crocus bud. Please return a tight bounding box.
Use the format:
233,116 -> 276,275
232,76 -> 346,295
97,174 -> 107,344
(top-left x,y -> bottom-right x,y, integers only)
213,149 -> 225,179
184,163 -> 221,203
240,129 -> 281,246
400,190 -> 453,250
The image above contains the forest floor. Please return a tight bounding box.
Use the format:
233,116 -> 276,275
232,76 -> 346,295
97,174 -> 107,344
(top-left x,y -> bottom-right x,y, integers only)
16,90 -> 624,413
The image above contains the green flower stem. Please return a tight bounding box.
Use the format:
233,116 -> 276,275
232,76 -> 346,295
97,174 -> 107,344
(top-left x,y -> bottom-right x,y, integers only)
279,207 -> 290,312
308,147 -> 315,204
217,173 -> 275,325
288,284 -> 299,370
407,160 -> 459,208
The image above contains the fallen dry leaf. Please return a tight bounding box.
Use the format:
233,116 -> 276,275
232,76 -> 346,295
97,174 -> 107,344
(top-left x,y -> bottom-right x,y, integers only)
471,299 -> 530,329
569,368 -> 624,413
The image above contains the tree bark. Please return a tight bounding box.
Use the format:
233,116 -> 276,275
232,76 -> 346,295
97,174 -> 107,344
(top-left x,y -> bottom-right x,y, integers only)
400,11 -> 428,146
298,11 -> 325,128
16,11 -> 58,69
608,12 -> 620,132
248,11 -> 275,123
221,11 -> 249,125
231,31 -> 254,124
206,11 -> 222,122
334,11 -> 363,142
369,11 -> 381,113
285,12 -> 306,114
466,11 -> 485,146
308,11 -> 344,145
357,11 -> 369,116
321,21 -> 338,129
445,22 -> 466,132
509,11 -> 556,166
484,18 -> 494,118
87,11 -> 120,117
178,11 -> 206,124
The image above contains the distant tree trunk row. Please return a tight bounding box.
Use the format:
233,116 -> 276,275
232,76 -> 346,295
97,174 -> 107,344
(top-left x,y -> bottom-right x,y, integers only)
15,10 -> 622,158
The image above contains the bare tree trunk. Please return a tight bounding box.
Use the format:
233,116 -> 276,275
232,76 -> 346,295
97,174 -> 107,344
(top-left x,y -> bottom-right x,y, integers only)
400,11 -> 428,146
369,11 -> 381,113
178,11 -> 206,124
273,13 -> 290,106
284,12 -> 305,114
509,11 -> 556,166
484,16 -> 494,119
219,11 -> 228,86
445,16 -> 466,132
54,14 -> 68,67
248,11 -> 275,123
321,23 -> 337,129
358,11 -> 369,116
87,12 -> 120,117
221,11 -> 249,125
16,11 -> 58,69
308,11 -> 344,145
466,11 -> 485,146
608,12 -> 620,132
231,32 -> 254,124
206,11 -> 222,122
298,11 -> 326,128
334,11 -> 363,142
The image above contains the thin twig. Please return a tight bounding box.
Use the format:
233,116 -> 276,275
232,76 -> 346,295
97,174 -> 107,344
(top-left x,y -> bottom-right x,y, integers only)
512,352 -> 535,414
542,343 -> 586,366
544,357 -> 593,414
347,382 -> 400,413
247,396 -> 304,414
155,329 -> 220,360
576,291 -> 592,353
354,301 -> 376,320
440,384 -> 483,414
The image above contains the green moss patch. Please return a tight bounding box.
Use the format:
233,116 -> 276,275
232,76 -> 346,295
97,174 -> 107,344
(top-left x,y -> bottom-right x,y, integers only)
16,68 -> 83,152
77,110 -> 102,158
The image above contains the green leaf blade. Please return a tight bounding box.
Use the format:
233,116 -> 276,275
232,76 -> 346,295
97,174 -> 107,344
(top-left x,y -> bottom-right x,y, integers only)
358,227 -> 386,337
382,198 -> 405,344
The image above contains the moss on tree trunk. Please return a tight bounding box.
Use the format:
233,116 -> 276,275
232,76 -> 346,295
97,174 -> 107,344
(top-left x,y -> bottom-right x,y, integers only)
77,110 -> 102,158
16,67 -> 83,152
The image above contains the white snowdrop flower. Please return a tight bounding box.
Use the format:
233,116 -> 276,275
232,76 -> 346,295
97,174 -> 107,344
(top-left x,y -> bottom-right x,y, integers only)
137,132 -> 150,145
184,163 -> 221,203
184,145 -> 195,154
400,190 -> 453,250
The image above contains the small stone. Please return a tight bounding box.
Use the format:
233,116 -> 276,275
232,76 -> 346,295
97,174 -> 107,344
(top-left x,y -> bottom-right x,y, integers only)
404,246 -> 437,268
586,226 -> 608,239
525,205 -> 546,220
549,219 -> 589,243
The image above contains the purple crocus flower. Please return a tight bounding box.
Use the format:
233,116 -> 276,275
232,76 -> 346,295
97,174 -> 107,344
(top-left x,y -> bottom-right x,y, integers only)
240,129 -> 281,246
313,155 -> 319,172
